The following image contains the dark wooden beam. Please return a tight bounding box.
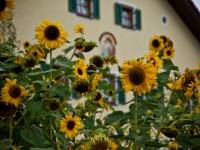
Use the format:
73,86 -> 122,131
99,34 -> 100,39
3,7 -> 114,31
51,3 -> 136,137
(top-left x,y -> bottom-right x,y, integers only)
168,0 -> 200,42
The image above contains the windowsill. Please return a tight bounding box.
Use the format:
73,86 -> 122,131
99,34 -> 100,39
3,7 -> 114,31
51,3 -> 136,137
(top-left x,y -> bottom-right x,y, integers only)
76,12 -> 92,19
121,24 -> 134,30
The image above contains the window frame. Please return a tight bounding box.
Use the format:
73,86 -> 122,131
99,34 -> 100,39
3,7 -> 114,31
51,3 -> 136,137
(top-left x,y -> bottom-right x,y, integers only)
76,0 -> 92,18
121,5 -> 134,29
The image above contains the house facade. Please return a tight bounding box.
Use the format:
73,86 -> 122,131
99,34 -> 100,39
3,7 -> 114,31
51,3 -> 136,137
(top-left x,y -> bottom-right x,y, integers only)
13,0 -> 200,105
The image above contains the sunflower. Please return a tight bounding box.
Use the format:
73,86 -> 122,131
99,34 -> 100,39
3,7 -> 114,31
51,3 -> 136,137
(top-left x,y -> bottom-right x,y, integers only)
167,77 -> 183,90
91,73 -> 102,90
90,134 -> 117,150
0,101 -> 16,118
60,114 -> 83,139
35,20 -> 68,49
145,51 -> 163,70
24,57 -> 37,68
25,44 -> 45,60
90,55 -> 104,68
120,59 -> 157,95
149,35 -> 164,52
1,79 -> 26,107
23,41 -> 31,49
73,79 -> 91,95
93,92 -> 108,109
73,59 -> 88,80
74,23 -> 86,34
48,100 -> 61,111
0,0 -> 15,20
162,47 -> 175,59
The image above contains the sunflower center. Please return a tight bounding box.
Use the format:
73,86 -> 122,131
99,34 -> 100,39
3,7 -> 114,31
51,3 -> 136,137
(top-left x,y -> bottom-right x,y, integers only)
166,50 -> 171,56
24,42 -> 30,48
44,25 -> 60,40
73,81 -> 90,94
160,36 -> 167,43
33,52 -> 38,56
91,140 -> 109,150
0,0 -> 6,12
49,101 -> 60,111
152,39 -> 160,48
8,85 -> 21,99
67,120 -> 75,130
77,68 -> 83,75
94,92 -> 101,101
129,67 -> 145,85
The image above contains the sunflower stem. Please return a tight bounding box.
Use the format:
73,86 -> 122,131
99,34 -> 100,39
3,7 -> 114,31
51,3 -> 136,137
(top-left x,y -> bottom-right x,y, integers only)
50,49 -> 53,81
8,116 -> 13,145
135,95 -> 138,133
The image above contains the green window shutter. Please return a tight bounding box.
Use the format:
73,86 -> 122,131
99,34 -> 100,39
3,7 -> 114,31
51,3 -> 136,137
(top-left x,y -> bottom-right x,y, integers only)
68,0 -> 76,13
135,8 -> 141,30
114,3 -> 122,25
117,77 -> 125,104
93,0 -> 100,19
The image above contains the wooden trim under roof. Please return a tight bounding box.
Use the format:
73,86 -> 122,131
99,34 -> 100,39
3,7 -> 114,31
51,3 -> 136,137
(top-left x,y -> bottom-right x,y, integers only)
168,0 -> 200,42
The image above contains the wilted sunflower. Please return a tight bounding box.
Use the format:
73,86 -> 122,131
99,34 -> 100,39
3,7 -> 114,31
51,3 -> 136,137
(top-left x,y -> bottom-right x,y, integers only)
74,23 -> 86,34
91,73 -> 102,90
1,79 -> 26,107
73,59 -> 88,80
162,47 -> 175,59
0,101 -> 16,118
0,0 -> 15,20
60,114 -> 83,139
120,59 -> 157,95
145,51 -> 163,70
90,55 -> 104,68
25,44 -> 45,60
149,35 -> 164,52
73,79 -> 91,95
35,20 -> 68,49
24,57 -> 37,68
90,134 -> 117,150
23,41 -> 31,49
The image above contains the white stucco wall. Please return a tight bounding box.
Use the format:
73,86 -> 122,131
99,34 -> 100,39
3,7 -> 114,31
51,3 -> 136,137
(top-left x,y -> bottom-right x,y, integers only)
13,0 -> 200,71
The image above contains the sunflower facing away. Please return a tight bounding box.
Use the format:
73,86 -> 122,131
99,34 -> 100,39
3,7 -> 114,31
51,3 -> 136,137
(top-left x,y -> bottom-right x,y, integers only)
25,44 -> 45,60
145,51 -> 163,70
35,20 -> 68,49
73,59 -> 88,80
1,79 -> 26,107
60,114 -> 83,139
0,0 -> 15,20
89,134 -> 118,150
149,35 -> 164,52
162,47 -> 175,59
120,59 -> 157,95
74,23 -> 86,34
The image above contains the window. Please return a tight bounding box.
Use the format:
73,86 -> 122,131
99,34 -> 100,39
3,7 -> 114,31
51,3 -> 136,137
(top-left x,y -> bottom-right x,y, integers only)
122,6 -> 133,29
76,0 -> 91,17
115,3 -> 141,30
68,0 -> 100,19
